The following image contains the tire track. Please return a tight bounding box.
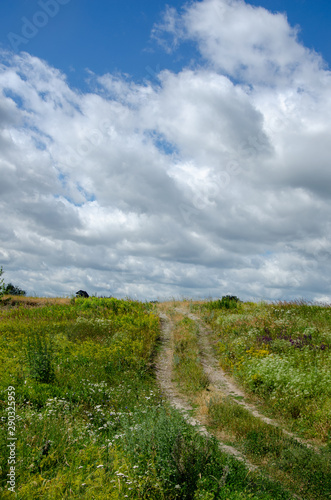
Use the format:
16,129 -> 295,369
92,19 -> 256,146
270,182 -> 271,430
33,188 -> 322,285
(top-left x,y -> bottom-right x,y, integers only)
156,311 -> 259,471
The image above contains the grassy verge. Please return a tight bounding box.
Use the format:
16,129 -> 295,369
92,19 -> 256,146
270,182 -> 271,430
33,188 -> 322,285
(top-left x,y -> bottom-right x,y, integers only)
208,395 -> 331,499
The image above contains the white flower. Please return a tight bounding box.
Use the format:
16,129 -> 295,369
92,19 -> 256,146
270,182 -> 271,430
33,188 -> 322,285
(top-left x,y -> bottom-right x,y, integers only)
96,464 -> 104,468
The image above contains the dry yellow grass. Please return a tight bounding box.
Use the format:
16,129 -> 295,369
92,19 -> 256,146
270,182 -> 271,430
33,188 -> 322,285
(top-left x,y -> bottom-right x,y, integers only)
0,295 -> 71,307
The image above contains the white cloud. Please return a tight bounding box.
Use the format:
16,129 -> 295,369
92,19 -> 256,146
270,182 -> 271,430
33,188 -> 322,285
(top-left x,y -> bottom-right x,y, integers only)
155,0 -> 325,86
1,0 -> 331,301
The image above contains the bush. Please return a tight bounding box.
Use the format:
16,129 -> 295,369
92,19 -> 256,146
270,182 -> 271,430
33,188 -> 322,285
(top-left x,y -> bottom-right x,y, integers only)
4,283 -> 26,296
205,296 -> 241,311
0,267 -> 26,296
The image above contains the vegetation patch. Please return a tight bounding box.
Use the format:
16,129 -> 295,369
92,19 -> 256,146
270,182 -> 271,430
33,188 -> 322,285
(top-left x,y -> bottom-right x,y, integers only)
0,297 -> 290,499
173,316 -> 209,394
198,300 -> 331,442
208,396 -> 331,499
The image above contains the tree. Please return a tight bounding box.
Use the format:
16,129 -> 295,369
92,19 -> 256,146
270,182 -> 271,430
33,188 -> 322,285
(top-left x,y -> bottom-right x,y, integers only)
4,283 -> 26,296
0,267 -> 4,296
0,268 -> 26,296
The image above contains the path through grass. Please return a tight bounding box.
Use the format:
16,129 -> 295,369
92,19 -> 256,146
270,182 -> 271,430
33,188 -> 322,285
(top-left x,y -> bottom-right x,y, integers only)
0,296 -> 294,499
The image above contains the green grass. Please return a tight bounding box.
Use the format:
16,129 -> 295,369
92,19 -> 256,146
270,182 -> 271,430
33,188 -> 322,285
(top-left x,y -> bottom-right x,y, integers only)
197,300 -> 331,443
0,297 -> 291,499
172,316 -> 209,394
208,395 -> 331,499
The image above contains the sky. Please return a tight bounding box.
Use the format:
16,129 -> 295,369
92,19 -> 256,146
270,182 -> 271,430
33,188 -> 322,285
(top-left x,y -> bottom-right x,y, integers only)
1,0 -> 331,301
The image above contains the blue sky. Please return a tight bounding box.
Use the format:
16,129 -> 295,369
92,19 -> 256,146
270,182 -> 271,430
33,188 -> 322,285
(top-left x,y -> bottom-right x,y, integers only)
1,0 -> 331,301
1,0 -> 191,89
1,0 -> 331,87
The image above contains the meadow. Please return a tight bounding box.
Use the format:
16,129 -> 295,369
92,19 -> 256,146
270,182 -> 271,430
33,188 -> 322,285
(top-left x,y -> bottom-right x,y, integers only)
190,298 -> 331,498
0,295 -> 330,499
196,299 -> 331,442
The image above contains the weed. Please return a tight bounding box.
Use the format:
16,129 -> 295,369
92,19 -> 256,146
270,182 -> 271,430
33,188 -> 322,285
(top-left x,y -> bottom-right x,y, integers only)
26,330 -> 55,383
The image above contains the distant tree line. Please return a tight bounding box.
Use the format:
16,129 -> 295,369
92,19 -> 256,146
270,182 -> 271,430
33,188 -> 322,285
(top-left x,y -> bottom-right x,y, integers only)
0,267 -> 26,296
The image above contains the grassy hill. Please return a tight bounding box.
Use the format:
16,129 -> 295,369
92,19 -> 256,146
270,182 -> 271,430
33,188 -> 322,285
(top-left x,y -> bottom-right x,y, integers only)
0,296 -> 330,499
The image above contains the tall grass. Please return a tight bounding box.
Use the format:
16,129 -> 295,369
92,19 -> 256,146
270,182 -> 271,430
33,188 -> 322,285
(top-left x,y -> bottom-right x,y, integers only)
173,316 -> 209,394
199,300 -> 331,442
208,396 -> 331,499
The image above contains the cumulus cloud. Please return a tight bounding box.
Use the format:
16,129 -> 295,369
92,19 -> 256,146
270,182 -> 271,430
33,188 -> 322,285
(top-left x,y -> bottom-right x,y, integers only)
1,0 -> 331,301
154,0 -> 325,86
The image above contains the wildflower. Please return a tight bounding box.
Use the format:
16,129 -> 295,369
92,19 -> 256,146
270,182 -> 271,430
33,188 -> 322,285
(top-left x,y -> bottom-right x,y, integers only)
96,464 -> 104,469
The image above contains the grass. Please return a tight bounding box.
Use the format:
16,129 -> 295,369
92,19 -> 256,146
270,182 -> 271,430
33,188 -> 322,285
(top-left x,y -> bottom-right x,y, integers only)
172,315 -> 209,395
196,299 -> 331,443
0,297 -> 161,498
208,395 -> 331,499
0,296 -> 292,499
160,302 -> 331,498
177,299 -> 331,499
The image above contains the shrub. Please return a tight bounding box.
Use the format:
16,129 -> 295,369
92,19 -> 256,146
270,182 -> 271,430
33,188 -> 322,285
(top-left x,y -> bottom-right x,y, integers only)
205,296 -> 241,311
3,282 -> 26,296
